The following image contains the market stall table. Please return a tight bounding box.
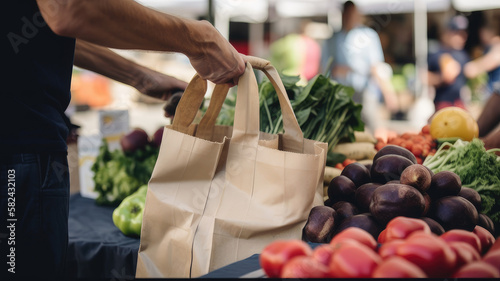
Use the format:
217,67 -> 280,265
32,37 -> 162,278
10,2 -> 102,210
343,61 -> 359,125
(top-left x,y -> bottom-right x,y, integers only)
66,193 -> 139,279
66,193 -> 315,279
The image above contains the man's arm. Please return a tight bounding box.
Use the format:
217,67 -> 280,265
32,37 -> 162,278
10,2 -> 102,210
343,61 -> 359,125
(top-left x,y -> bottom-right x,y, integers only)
74,40 -> 187,100
36,0 -> 244,84
464,44 -> 500,78
477,92 -> 500,137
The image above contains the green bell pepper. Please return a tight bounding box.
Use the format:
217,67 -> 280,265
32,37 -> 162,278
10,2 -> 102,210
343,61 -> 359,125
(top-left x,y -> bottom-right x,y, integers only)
112,185 -> 148,237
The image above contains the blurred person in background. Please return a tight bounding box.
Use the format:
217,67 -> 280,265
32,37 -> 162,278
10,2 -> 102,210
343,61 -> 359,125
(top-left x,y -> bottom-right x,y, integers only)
321,0 -> 399,134
270,20 -> 321,81
463,22 -> 500,150
2,0 -> 244,278
464,22 -> 500,97
427,15 -> 470,111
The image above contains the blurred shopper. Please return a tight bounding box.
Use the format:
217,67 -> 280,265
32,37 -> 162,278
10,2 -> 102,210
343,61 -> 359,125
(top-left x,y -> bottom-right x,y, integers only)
321,0 -> 398,133
464,22 -> 500,96
427,15 -> 470,111
2,1 -> 244,279
270,20 -> 321,81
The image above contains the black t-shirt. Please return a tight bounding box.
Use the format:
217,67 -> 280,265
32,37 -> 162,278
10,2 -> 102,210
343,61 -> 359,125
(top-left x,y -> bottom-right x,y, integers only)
428,47 -> 469,104
2,2 -> 75,153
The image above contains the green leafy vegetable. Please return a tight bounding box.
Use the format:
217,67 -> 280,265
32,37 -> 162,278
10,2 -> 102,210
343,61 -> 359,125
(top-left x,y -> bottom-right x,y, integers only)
210,73 -> 364,151
92,139 -> 158,206
423,139 -> 500,224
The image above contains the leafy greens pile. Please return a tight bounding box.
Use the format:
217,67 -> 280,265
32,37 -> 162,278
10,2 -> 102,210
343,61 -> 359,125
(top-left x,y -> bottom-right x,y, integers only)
423,139 -> 500,224
92,140 -> 158,206
214,74 -> 364,151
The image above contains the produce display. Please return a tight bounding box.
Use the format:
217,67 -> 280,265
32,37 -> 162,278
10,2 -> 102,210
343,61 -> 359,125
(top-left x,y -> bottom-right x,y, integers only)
213,73 -> 364,151
112,184 -> 147,237
92,127 -> 162,206
305,145 -> 497,247
423,139 -> 500,227
375,124 -> 436,164
260,218 -> 499,278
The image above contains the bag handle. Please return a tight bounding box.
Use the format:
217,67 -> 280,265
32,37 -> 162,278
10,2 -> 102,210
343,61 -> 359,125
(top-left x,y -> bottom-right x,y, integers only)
172,56 -> 304,152
242,56 -> 304,152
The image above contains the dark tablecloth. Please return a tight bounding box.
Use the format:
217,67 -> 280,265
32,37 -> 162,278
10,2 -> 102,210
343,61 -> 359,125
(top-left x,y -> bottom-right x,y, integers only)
66,193 -> 316,279
66,193 -> 139,279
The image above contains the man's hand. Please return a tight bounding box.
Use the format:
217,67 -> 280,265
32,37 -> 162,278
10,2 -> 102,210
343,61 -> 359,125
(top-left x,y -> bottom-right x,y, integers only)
134,68 -> 187,101
185,21 -> 245,86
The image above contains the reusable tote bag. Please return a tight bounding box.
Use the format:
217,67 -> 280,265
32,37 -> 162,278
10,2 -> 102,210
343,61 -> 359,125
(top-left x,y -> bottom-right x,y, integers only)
136,56 -> 327,278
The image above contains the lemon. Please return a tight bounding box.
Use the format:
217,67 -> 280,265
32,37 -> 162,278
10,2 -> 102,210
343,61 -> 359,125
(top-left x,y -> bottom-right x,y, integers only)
430,107 -> 478,141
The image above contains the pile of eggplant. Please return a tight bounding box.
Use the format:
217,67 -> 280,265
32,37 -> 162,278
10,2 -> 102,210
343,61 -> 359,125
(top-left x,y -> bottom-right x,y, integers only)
303,145 -> 496,243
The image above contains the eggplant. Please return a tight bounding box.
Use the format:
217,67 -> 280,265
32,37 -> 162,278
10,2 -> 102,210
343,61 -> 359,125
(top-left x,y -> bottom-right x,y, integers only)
428,196 -> 478,231
371,155 -> 414,184
303,206 -> 337,243
427,171 -> 462,200
334,213 -> 382,240
420,217 -> 445,235
120,128 -> 150,153
369,183 -> 426,225
341,162 -> 371,188
328,175 -> 356,203
355,183 -> 381,213
372,145 -> 417,164
400,164 -> 432,193
331,201 -> 359,223
458,186 -> 482,212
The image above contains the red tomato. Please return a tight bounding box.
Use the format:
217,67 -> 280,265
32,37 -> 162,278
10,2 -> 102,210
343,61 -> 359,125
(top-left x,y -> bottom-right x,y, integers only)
378,228 -> 387,244
473,225 -> 496,255
415,156 -> 423,164
483,251 -> 500,272
280,256 -> 330,278
329,242 -> 382,278
397,231 -> 456,277
401,133 -> 413,140
372,256 -> 427,278
453,261 -> 500,278
378,239 -> 405,259
342,159 -> 356,166
489,237 -> 500,253
330,227 -> 377,251
259,240 -> 312,278
335,163 -> 344,170
312,244 -> 336,266
448,241 -> 481,269
411,146 -> 423,157
441,229 -> 482,254
421,124 -> 430,135
375,141 -> 386,151
384,216 -> 431,242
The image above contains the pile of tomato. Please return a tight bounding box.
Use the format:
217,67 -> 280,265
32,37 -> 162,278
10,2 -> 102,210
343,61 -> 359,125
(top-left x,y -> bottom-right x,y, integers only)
375,125 -> 436,164
260,216 -> 499,278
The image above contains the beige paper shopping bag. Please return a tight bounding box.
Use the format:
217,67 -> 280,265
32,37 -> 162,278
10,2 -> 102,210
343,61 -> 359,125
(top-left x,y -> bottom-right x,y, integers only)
136,56 -> 327,278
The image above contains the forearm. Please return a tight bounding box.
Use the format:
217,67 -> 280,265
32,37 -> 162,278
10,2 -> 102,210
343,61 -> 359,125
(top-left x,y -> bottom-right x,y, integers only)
74,40 -> 145,89
464,49 -> 500,78
477,93 -> 500,137
36,0 -> 204,57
